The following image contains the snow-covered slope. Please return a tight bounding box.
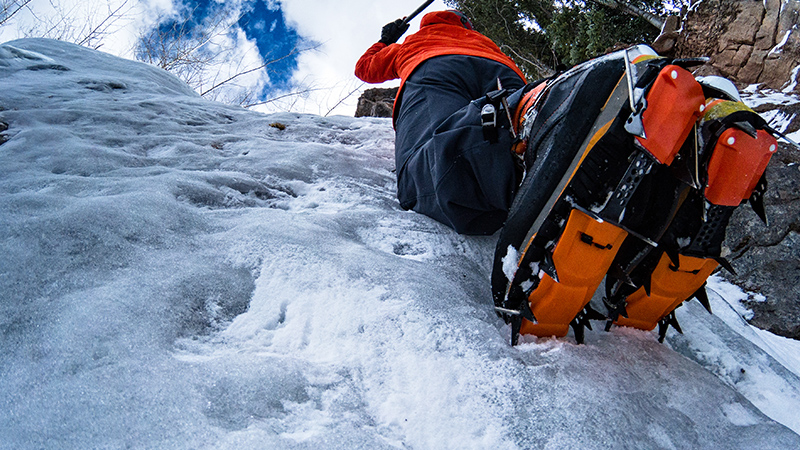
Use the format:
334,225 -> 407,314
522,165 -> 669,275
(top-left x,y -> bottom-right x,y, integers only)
1,38 -> 799,449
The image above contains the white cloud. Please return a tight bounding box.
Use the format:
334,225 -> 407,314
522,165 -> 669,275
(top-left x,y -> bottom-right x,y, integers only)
0,0 -> 452,116
277,0 -> 449,116
0,0 -> 175,58
201,23 -> 270,104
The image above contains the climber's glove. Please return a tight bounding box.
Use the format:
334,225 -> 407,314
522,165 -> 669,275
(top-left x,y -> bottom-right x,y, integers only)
379,19 -> 409,45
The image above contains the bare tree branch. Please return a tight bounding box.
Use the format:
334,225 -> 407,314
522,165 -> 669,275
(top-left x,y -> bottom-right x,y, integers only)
136,4 -> 325,108
324,82 -> 365,117
77,0 -> 131,49
589,0 -> 664,30
200,43 -> 321,97
0,0 -> 32,26
242,86 -> 325,109
136,4 -> 240,91
502,44 -> 556,78
15,1 -> 135,50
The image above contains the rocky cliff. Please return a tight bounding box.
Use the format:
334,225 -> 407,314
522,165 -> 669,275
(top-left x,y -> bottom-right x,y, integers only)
673,0 -> 800,339
354,87 -> 397,118
677,0 -> 800,95
724,140 -> 800,339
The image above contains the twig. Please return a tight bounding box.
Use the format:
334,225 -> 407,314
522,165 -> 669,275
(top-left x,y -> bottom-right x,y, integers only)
324,81 -> 365,117
0,0 -> 33,26
77,0 -> 130,48
242,86 -> 325,108
201,42 -> 322,97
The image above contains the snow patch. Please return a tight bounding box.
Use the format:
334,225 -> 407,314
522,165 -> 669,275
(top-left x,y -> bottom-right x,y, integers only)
760,109 -> 796,133
0,44 -> 54,64
741,86 -> 800,109
706,276 -> 758,321
501,245 -> 520,282
769,26 -> 794,57
669,277 -> 800,433
722,403 -> 761,426
517,14 -> 543,33
782,64 -> 800,93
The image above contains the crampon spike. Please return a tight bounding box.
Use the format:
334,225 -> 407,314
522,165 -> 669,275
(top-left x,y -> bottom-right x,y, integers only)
691,282 -> 712,313
608,262 -> 636,288
511,316 -> 522,346
657,311 -> 683,343
657,321 -> 668,343
642,272 -> 652,297
749,174 -> 768,225
540,252 -> 559,283
520,301 -> 537,323
584,304 -> 608,322
497,299 -> 537,346
671,151 -> 699,189
569,306 -> 606,344
569,317 -> 586,344
732,120 -> 759,138
714,257 -> 736,275
665,246 -> 681,269
603,297 -> 628,331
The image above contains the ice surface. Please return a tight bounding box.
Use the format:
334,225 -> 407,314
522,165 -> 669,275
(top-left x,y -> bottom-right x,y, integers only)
784,65 -> 800,93
1,38 -> 799,449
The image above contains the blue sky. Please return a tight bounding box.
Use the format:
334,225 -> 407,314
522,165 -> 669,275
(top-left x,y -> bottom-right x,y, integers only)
146,0 -> 448,110
237,0 -> 304,91
0,0 -> 448,114
150,0 -> 310,95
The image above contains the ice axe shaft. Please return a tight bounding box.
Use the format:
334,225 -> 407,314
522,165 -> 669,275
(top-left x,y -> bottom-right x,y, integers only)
497,78 -> 517,139
401,0 -> 435,25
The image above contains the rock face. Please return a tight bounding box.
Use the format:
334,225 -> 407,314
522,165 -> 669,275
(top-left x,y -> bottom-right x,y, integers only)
677,0 -> 800,94
354,87 -> 397,118
672,0 -> 800,339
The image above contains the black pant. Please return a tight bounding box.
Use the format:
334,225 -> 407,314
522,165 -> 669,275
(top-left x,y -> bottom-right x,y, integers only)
394,55 -> 525,235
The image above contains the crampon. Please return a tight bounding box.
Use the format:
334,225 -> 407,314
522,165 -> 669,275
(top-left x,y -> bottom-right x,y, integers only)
492,45 -> 780,345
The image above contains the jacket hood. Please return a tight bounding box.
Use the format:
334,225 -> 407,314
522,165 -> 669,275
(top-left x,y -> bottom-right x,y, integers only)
420,10 -> 472,29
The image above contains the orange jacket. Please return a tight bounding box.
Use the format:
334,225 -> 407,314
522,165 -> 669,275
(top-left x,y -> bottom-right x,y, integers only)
355,11 -> 525,116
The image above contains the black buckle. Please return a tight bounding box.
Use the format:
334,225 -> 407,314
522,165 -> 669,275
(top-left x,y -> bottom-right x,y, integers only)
481,103 -> 498,143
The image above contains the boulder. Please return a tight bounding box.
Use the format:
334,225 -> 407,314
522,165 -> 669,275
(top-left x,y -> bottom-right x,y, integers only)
354,87 -> 397,118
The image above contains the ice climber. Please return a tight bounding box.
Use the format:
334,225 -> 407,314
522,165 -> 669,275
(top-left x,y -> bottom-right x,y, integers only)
356,9 -> 782,346
355,10 -> 527,235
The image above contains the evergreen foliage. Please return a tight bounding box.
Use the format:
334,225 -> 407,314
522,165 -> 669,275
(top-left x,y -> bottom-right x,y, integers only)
444,0 -> 683,79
